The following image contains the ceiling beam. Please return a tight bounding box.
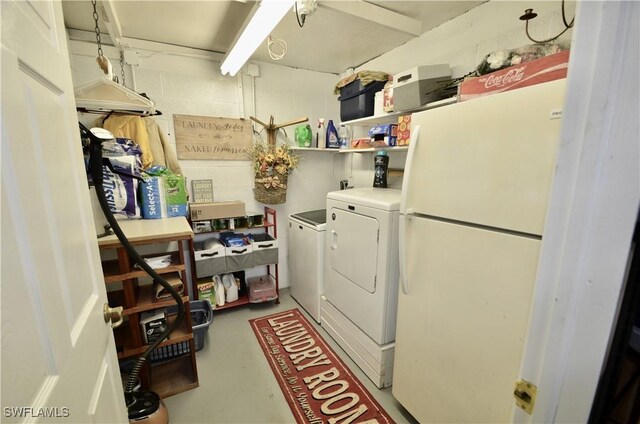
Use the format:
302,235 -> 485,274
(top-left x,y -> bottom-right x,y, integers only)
67,29 -> 225,62
99,0 -> 124,49
319,0 -> 422,37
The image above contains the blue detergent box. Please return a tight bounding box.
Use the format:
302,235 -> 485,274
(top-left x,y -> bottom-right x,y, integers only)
368,124 -> 398,146
140,175 -> 188,219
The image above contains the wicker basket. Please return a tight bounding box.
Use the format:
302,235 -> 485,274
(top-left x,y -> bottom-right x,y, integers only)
254,173 -> 288,204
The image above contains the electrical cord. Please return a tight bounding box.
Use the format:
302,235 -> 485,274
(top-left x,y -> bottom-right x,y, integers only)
83,124 -> 185,399
268,36 -> 287,61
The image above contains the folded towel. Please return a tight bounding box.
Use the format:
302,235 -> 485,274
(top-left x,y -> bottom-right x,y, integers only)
135,255 -> 172,270
334,71 -> 390,95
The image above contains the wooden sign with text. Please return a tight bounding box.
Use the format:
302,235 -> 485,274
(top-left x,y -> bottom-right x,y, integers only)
191,179 -> 214,203
174,115 -> 252,160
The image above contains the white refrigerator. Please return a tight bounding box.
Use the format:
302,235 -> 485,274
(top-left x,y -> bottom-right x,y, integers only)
393,79 -> 567,423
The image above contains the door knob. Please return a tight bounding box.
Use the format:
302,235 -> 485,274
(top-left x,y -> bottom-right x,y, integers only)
103,304 -> 124,328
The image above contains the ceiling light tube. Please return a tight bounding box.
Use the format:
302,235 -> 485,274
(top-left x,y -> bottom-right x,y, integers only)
221,0 -> 295,76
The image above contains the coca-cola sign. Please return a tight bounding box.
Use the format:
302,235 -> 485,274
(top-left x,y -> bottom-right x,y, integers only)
483,67 -> 526,89
458,50 -> 570,102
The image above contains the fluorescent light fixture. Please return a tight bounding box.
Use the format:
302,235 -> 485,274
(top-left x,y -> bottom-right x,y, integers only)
221,0 -> 295,76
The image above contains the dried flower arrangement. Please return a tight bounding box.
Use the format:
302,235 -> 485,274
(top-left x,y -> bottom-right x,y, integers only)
251,142 -> 299,204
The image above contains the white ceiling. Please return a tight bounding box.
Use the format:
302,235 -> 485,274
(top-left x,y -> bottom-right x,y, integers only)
61,0 -> 485,74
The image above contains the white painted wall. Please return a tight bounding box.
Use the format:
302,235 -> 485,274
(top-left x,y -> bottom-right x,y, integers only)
68,0 -> 577,289
344,0 -> 576,184
356,1 -> 576,78
69,38 -> 343,289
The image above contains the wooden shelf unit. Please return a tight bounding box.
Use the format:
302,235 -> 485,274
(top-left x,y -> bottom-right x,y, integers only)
102,252 -> 185,283
190,206 -> 280,310
114,313 -> 193,359
150,354 -> 199,399
214,293 -> 251,311
98,217 -> 199,399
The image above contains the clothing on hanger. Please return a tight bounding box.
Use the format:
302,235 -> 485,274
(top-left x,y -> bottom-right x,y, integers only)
103,115 -> 153,169
143,118 -> 182,175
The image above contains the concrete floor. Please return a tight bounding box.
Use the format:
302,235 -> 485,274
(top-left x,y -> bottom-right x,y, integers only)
164,289 -> 418,423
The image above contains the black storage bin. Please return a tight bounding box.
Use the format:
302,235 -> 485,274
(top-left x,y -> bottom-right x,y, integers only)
339,80 -> 386,122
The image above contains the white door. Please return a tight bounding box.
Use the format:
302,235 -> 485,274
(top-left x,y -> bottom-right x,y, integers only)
1,2 -> 127,423
393,216 -> 541,423
329,208 -> 379,293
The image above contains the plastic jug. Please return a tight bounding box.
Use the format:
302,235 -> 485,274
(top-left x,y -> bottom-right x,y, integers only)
213,275 -> 225,307
295,124 -> 312,147
222,273 -> 238,302
338,124 -> 349,149
326,120 -> 340,148
373,150 -> 389,188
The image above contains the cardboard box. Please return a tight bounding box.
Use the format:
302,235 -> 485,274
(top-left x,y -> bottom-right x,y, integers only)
190,201 -> 246,221
351,138 -> 387,149
397,115 -> 411,146
140,309 -> 167,344
458,50 -> 570,102
383,85 -> 394,112
368,124 -> 398,146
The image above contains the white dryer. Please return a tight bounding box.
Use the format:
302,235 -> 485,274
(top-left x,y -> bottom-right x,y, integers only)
321,187 -> 401,388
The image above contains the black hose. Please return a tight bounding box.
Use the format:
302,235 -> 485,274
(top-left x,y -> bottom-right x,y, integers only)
87,129 -> 185,395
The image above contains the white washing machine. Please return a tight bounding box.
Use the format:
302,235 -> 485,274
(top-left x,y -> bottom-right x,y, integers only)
288,210 -> 326,323
321,187 -> 401,388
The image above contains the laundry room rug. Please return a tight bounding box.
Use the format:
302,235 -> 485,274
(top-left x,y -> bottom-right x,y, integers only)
249,308 -> 394,424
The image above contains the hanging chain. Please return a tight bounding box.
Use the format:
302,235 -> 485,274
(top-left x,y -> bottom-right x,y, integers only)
91,0 -> 103,58
119,49 -> 126,87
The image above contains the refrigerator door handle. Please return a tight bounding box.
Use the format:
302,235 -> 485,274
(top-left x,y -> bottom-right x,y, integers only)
399,215 -> 409,295
400,124 -> 421,214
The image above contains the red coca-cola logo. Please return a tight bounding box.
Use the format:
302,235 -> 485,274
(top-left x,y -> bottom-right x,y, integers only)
484,67 -> 526,88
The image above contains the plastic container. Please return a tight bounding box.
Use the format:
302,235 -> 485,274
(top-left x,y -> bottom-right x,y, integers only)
373,150 -> 389,188
338,124 -> 349,149
165,300 -> 214,352
149,340 -> 190,363
248,275 -> 278,303
338,80 -> 387,122
222,273 -> 238,302
326,120 -> 340,148
316,119 -> 326,149
295,124 -> 312,147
